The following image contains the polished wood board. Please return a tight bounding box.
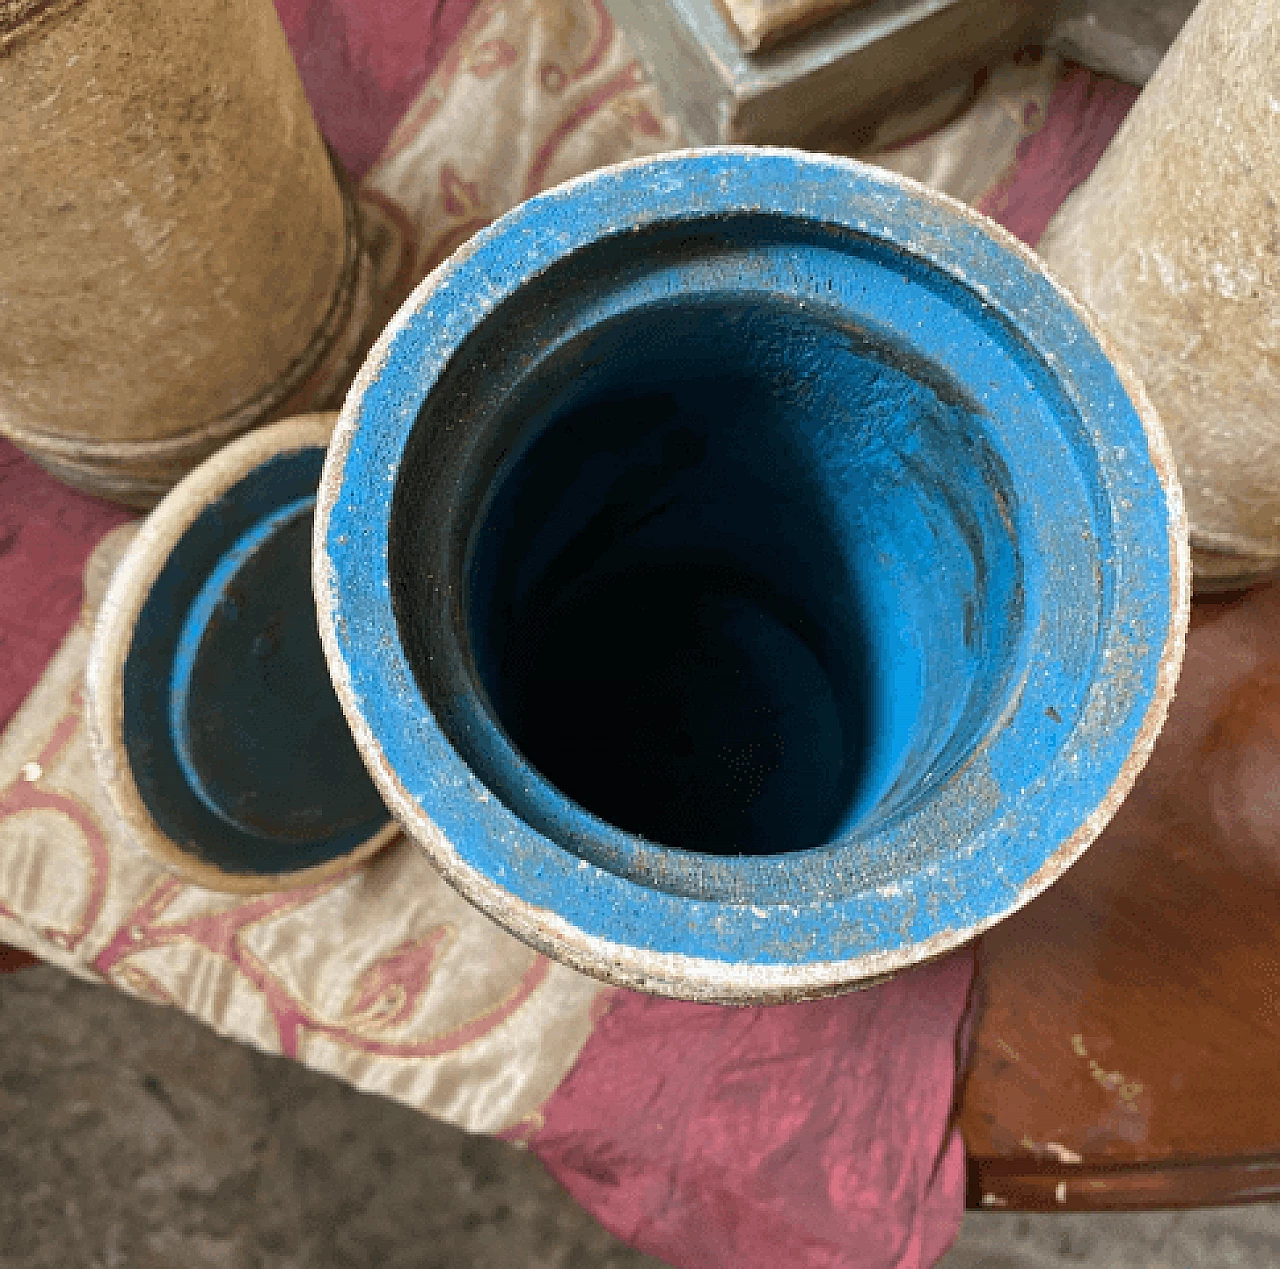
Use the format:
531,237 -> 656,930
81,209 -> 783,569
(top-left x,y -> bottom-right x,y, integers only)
960,580 -> 1280,1210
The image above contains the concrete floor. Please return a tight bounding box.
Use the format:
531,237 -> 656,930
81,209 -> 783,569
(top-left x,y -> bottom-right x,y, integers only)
5,965 -> 1280,1269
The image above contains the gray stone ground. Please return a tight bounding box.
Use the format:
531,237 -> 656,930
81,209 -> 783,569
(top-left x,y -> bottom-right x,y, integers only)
6,964 -> 1280,1269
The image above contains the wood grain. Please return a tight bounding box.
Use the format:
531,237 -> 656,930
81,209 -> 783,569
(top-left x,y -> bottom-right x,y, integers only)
961,582 -> 1280,1209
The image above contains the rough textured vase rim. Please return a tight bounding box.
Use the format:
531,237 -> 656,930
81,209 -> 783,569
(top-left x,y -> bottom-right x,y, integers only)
87,414 -> 400,895
315,147 -> 1189,1002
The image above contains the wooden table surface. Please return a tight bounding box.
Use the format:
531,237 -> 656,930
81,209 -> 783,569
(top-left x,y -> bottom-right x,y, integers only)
960,578 -> 1280,1210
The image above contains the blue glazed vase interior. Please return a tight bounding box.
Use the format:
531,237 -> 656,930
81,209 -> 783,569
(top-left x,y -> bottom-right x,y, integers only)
391,218 -> 1028,866
325,150 -> 1182,993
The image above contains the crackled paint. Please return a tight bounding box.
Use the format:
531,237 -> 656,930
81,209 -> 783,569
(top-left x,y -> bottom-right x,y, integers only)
315,148 -> 1188,1002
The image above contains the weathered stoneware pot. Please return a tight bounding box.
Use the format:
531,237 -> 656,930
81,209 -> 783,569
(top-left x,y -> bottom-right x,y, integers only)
1038,0 -> 1280,590
0,0 -> 388,507
315,149 -> 1189,1002
88,416 -> 397,893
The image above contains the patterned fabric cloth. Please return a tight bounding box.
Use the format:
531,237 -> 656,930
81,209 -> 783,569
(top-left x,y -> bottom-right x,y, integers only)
0,4 -> 1141,1264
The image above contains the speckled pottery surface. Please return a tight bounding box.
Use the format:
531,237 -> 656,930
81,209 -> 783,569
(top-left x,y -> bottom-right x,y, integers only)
1038,0 -> 1280,590
0,0 -> 390,507
88,416 -> 397,893
315,148 -> 1189,1003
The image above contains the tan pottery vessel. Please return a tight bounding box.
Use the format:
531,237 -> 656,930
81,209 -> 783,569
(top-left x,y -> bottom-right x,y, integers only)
1038,0 -> 1280,589
0,0 -> 387,506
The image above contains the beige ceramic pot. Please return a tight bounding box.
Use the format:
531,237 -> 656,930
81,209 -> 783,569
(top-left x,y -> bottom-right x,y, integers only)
1038,0 -> 1280,590
0,0 -> 390,507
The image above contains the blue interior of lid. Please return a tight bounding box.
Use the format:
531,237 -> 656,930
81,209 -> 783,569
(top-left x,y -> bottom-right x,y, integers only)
123,448 -> 389,876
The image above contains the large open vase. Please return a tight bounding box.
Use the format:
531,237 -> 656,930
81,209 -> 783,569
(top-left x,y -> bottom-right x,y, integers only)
315,149 -> 1188,1003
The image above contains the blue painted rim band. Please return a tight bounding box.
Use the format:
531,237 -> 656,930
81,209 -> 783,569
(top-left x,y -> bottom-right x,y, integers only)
315,149 -> 1189,1000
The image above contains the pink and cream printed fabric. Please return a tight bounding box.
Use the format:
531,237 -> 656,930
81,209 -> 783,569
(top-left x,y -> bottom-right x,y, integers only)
0,3 -> 1142,1265
0,524 -> 609,1133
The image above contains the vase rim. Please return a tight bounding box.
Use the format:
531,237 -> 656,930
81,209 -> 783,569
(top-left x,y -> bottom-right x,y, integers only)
315,147 -> 1189,1002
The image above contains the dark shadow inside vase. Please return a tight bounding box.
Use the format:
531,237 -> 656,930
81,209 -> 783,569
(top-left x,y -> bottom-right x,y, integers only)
470,387 -> 866,857
385,208 -> 1029,865
442,296 -> 1022,858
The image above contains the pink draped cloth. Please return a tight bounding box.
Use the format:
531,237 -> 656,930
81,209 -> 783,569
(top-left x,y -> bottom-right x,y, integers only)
0,5 -> 1142,1264
533,958 -> 974,1269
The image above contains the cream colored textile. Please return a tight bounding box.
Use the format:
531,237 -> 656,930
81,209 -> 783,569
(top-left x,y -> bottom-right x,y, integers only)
367,0 -> 683,278
0,527 -> 608,1135
865,56 -> 1060,207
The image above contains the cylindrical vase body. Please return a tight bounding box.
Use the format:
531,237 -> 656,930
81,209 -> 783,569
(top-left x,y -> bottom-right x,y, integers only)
1038,0 -> 1280,588
316,150 -> 1188,1002
0,0 -> 371,504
